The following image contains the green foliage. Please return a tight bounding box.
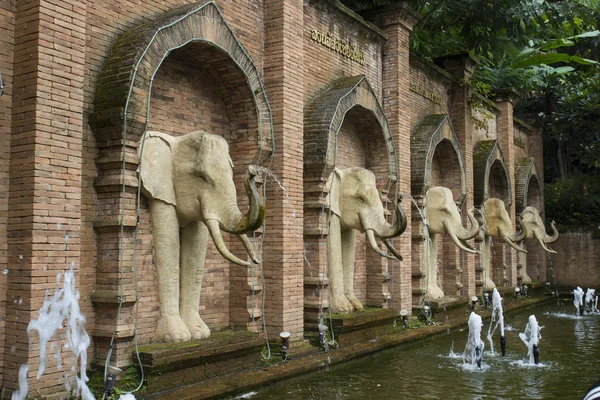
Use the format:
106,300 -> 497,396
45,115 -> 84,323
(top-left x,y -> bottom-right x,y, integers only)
545,175 -> 600,227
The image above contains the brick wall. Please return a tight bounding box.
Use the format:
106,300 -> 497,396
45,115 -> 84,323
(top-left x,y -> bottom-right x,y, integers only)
552,230 -> 600,289
0,0 -> 15,386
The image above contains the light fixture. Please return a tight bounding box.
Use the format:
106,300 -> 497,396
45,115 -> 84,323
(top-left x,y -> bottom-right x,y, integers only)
280,331 -> 291,361
0,70 -> 4,97
522,284 -> 528,297
471,296 -> 478,311
514,286 -> 521,299
483,292 -> 490,309
423,305 -> 430,322
317,323 -> 328,349
399,309 -> 409,328
104,365 -> 123,398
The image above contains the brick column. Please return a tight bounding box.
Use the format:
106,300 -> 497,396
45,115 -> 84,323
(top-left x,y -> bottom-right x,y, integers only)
262,0 -> 304,339
494,89 -> 519,287
4,0 -> 86,394
363,3 -> 418,313
435,54 -> 478,296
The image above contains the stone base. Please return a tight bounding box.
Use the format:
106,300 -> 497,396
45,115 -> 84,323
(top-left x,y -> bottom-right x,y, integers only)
135,330 -> 264,395
329,307 -> 398,346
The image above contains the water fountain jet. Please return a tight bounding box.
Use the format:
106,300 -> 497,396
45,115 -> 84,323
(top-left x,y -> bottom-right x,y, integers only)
519,315 -> 542,365
574,287 -> 584,316
464,312 -> 484,370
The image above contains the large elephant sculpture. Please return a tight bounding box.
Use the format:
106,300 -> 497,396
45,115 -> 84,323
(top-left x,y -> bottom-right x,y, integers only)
481,198 -> 527,289
423,186 -> 480,299
326,167 -> 406,313
519,206 -> 558,254
139,131 -> 265,343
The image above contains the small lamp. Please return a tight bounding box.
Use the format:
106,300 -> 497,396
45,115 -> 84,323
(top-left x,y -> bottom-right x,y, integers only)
317,323 -> 328,348
423,305 -> 430,322
522,284 -> 528,298
514,286 -> 520,299
103,365 -> 123,398
399,309 -> 409,328
470,296 -> 478,311
280,331 -> 291,361
483,292 -> 490,309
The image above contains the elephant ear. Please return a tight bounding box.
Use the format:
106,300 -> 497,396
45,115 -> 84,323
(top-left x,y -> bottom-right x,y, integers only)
326,168 -> 344,217
138,131 -> 177,206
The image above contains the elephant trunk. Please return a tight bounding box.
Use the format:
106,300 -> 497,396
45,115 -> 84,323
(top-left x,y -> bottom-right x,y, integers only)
545,221 -> 559,243
534,229 -> 558,254
498,225 -> 528,253
206,219 -> 251,266
514,216 -> 528,243
373,197 -> 407,239
221,165 -> 266,235
454,208 -> 480,240
443,220 -> 480,254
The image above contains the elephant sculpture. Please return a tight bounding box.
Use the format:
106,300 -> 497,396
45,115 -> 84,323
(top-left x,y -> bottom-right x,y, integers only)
519,206 -> 558,254
139,131 -> 265,342
423,186 -> 480,299
326,167 -> 406,313
481,198 -> 527,289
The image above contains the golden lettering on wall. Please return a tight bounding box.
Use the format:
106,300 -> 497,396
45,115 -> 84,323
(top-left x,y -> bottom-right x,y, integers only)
410,83 -> 442,105
310,29 -> 365,65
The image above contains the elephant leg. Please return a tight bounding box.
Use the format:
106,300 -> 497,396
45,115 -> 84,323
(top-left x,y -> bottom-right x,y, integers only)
149,199 -> 191,343
328,214 -> 353,313
518,241 -> 532,284
180,221 -> 211,339
341,228 -> 362,311
482,236 -> 496,290
426,233 -> 445,300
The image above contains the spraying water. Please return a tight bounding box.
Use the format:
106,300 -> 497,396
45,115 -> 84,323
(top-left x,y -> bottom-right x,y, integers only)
585,288 -> 597,313
486,288 -> 505,356
574,287 -> 585,315
12,265 -> 95,400
518,315 -> 542,365
463,312 -> 485,369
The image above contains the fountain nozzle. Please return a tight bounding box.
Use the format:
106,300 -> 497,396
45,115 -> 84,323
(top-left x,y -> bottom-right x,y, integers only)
500,335 -> 506,356
475,345 -> 482,369
532,344 -> 539,365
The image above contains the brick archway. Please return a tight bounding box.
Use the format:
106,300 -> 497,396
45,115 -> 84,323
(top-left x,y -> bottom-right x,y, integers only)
473,140 -> 512,208
515,157 -> 543,214
304,75 -> 397,183
87,1 -> 273,365
411,114 -> 467,204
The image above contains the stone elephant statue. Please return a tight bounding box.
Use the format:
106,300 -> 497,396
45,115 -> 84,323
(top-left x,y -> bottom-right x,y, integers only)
423,186 -> 480,299
139,131 -> 265,343
481,198 -> 526,289
519,206 -> 558,254
326,167 -> 406,313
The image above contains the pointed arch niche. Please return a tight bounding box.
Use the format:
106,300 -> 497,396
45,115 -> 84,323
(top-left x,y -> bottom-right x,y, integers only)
88,1 -> 274,365
411,114 -> 467,302
303,75 -> 398,328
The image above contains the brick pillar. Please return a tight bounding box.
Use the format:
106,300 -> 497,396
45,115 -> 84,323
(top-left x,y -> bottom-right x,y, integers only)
0,0 -> 15,386
435,54 -> 478,296
262,0 -> 304,340
494,89 -> 519,287
363,3 -> 418,313
4,0 -> 86,394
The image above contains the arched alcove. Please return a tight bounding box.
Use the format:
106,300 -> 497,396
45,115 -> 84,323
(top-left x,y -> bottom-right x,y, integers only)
473,140 -> 512,208
411,114 -> 466,204
88,1 -> 274,355
515,157 -> 543,214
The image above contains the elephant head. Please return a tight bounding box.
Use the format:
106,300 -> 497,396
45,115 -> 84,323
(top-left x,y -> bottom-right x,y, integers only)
325,167 -> 406,313
482,198 -> 527,253
424,186 -> 480,254
330,167 -> 406,259
519,206 -> 558,254
140,130 -> 265,266
139,130 -> 266,342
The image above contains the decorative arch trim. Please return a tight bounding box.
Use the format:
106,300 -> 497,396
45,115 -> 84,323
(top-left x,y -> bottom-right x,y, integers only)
89,1 -> 273,161
303,75 -> 397,182
410,114 -> 467,203
515,157 -> 543,214
473,140 -> 513,208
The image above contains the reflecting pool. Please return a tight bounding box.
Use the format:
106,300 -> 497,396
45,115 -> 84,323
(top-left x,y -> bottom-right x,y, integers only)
252,301 -> 600,399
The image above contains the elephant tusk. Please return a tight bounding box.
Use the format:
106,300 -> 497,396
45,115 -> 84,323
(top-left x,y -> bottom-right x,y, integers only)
382,238 -> 403,261
366,230 -> 394,259
502,235 -> 528,253
534,230 -> 557,254
206,219 -> 251,266
545,220 -> 559,243
458,238 -> 479,253
237,234 -> 259,264
449,232 -> 479,254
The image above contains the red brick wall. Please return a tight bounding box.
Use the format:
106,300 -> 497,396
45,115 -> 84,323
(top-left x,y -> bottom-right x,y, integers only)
408,57 -> 450,125
552,230 -> 600,289
0,0 -> 15,385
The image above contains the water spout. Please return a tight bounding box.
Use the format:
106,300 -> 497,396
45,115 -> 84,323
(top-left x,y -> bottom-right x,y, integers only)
519,315 -> 542,365
574,287 -> 584,316
486,288 -> 505,356
463,312 -> 484,369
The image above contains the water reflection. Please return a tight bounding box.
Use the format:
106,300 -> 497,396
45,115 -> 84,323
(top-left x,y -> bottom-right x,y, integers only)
252,302 -> 600,400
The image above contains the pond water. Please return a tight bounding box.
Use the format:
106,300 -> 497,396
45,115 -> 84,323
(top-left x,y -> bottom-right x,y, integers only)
251,301 -> 600,399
